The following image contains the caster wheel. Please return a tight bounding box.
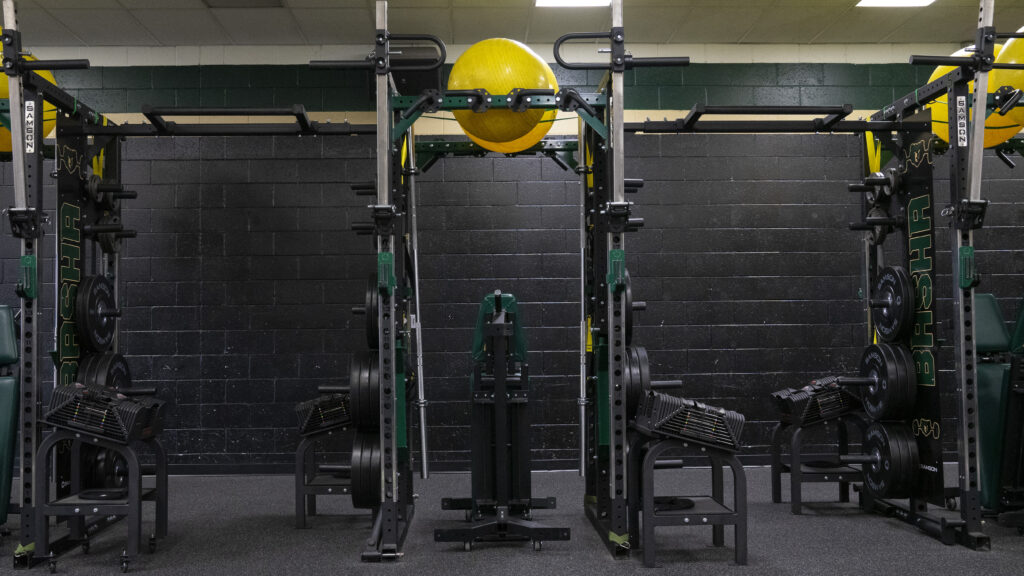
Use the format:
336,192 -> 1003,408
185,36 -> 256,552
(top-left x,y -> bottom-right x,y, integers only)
149,535 -> 157,553
463,541 -> 472,552
121,561 -> 129,573
81,541 -> 90,554
946,497 -> 958,511
533,540 -> 542,551
121,550 -> 130,573
48,560 -> 57,574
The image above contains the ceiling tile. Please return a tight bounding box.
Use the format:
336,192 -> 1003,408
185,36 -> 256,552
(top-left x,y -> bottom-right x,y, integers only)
389,8 -> 453,43
133,9 -> 229,46
33,0 -> 120,8
291,8 -> 373,45
740,7 -> 843,44
17,8 -> 82,46
452,7 -> 529,44
882,6 -> 981,44
814,7 -> 918,44
51,9 -> 158,45
210,7 -> 306,44
669,7 -> 764,44
527,8 -> 609,43
118,0 -> 207,8
283,1 -> 368,6
619,7 -> 684,44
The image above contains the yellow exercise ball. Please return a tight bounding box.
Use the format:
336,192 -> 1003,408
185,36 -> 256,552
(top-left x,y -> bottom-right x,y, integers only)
994,25 -> 1024,128
927,45 -> 1022,149
0,58 -> 58,153
448,38 -> 558,153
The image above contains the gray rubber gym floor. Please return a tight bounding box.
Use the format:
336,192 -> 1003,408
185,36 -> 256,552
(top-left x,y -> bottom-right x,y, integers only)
3,467 -> 1023,575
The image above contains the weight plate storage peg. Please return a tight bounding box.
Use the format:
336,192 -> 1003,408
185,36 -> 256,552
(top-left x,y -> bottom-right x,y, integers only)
855,344 -> 915,421
349,351 -> 381,431
871,266 -> 914,342
350,431 -> 382,509
76,275 -> 118,352
861,422 -> 918,500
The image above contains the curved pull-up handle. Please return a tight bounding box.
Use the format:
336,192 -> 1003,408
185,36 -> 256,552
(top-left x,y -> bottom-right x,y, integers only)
555,31 -> 689,70
554,31 -> 613,70
388,33 -> 447,71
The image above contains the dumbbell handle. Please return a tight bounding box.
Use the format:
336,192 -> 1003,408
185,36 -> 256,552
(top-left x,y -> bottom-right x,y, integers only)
835,376 -> 877,387
318,385 -> 350,394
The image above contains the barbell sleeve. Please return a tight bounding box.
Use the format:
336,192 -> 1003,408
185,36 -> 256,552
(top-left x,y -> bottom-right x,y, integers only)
317,385 -> 350,394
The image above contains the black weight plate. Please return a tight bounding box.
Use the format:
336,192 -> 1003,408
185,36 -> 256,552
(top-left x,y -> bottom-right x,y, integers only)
890,343 -> 917,420
624,346 -> 641,416
76,275 -> 117,352
625,270 -> 634,346
351,352 -> 380,431
634,345 -> 651,393
880,343 -> 905,421
88,352 -> 132,390
862,422 -> 896,499
77,354 -> 99,385
350,431 -> 382,509
365,277 -> 380,350
863,422 -> 917,499
873,266 -> 913,342
859,344 -> 905,421
892,423 -> 919,498
892,267 -> 915,340
96,215 -> 122,254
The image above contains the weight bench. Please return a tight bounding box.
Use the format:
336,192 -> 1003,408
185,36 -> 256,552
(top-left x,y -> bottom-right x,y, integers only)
628,392 -> 747,567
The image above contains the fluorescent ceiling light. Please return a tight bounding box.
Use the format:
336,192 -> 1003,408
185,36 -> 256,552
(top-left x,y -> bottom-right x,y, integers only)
856,0 -> 935,6
536,0 -> 612,7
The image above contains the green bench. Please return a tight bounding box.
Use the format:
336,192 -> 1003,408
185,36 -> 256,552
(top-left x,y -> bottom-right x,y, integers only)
975,294 -> 1024,511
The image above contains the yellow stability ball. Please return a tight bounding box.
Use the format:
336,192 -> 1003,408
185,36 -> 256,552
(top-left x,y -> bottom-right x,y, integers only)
994,26 -> 1024,128
447,38 -> 558,154
0,59 -> 58,153
927,44 -> 1024,148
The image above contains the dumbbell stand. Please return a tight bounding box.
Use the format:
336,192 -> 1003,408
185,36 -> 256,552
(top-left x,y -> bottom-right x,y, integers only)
295,429 -> 352,529
770,413 -> 868,514
33,431 -> 167,562
627,433 -> 747,567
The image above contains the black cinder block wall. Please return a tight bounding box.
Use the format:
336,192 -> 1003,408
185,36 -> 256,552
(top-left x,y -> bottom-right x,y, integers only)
3,133 -> 1023,472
